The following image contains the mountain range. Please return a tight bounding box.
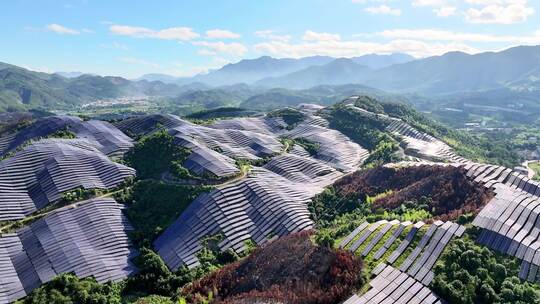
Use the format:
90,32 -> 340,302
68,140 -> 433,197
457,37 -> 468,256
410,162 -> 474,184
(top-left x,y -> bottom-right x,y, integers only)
2,45 -> 540,112
138,53 -> 414,86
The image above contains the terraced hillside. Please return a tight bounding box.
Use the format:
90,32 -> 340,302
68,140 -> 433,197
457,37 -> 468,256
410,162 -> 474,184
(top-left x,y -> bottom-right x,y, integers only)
0,198 -> 136,303
0,115 -> 133,158
0,139 -> 135,221
0,96 -> 539,304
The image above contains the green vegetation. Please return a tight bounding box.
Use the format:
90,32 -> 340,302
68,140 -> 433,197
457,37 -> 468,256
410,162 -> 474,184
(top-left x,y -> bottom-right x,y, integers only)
129,295 -> 175,304
124,236 -> 253,301
116,180 -> 211,248
185,107 -> 258,121
61,187 -> 104,204
432,231 -> 540,304
0,126 -> 77,161
295,137 -> 320,156
325,102 -> 388,150
330,95 -> 522,168
17,243 -> 240,304
240,89 -> 313,111
175,88 -> 251,109
309,186 -> 367,227
529,161 -> 540,181
378,99 -> 521,168
363,134 -> 400,167
0,62 -> 186,112
279,137 -> 296,153
353,95 -> 385,114
124,130 -> 191,179
48,127 -> 77,139
16,274 -> 122,304
311,188 -> 432,247
267,108 -> 306,129
323,99 -> 401,166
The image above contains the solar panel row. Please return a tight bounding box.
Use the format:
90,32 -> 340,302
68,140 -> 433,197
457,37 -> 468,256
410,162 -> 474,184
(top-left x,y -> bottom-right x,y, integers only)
343,265 -> 442,304
343,219 -> 464,285
153,113 -> 369,270
0,116 -> 133,158
0,139 -> 135,221
0,198 -> 137,304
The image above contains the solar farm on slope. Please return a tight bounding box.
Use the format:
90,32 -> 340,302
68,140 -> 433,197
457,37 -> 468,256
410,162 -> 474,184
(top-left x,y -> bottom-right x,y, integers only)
0,96 -> 539,303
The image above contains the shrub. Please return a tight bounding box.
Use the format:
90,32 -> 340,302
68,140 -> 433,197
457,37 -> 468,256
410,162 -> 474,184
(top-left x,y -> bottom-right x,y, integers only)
18,274 -> 121,304
182,231 -> 364,304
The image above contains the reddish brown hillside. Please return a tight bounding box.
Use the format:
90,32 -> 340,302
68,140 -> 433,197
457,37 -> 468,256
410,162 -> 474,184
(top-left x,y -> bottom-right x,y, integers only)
182,231 -> 364,304
334,165 -> 494,221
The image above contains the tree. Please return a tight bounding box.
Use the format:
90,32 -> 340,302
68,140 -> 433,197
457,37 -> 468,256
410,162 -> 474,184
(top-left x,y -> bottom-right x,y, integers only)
124,248 -> 174,296
125,130 -> 190,179
315,230 -> 335,248
20,274 -> 121,304
432,237 -> 540,304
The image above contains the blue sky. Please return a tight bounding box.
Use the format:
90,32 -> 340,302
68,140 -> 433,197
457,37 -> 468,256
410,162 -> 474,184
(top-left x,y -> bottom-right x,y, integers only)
2,0 -> 540,78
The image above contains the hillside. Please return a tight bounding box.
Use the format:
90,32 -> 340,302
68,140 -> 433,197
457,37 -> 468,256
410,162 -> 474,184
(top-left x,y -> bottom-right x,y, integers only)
364,45 -> 540,95
182,231 -> 363,304
1,96 -> 540,304
4,46 -> 540,117
136,53 -> 413,86
187,55 -> 335,86
256,58 -> 372,89
0,63 -> 188,112
174,85 -> 257,109
351,53 -> 414,69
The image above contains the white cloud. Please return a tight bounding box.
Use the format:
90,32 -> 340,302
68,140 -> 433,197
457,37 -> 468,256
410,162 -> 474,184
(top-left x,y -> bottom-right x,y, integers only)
254,30 -> 291,42
46,23 -> 80,35
365,5 -> 402,15
110,25 -> 199,40
412,0 -> 534,22
192,41 -> 248,56
378,28 -> 540,44
205,29 -> 241,39
464,1 -> 534,24
412,0 -> 447,7
302,30 -> 341,41
253,38 -> 480,58
435,6 -> 457,16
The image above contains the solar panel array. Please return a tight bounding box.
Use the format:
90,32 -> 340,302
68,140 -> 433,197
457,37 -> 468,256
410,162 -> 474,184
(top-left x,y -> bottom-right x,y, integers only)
154,113 -> 369,270
0,116 -> 133,157
3,102 -> 535,302
0,198 -> 137,304
208,116 -> 287,136
344,264 -> 443,304
473,183 -> 540,282
285,116 -> 369,172
182,147 -> 240,178
169,121 -> 283,162
154,161 -> 343,270
113,113 -> 188,136
341,99 -> 467,164
0,139 -> 135,221
342,219 -> 465,285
